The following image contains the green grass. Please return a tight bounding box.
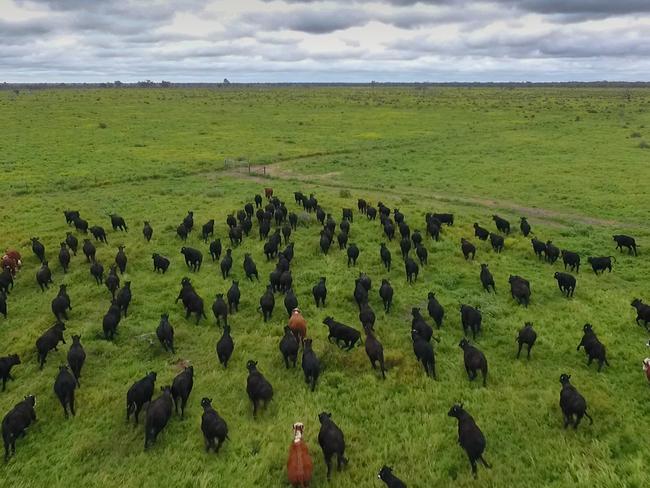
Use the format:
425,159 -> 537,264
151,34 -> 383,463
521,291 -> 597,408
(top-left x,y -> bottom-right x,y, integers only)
0,87 -> 649,487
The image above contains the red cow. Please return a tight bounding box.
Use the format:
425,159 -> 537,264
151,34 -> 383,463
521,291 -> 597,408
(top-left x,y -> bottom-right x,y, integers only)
264,187 -> 273,199
1,249 -> 22,276
287,422 -> 313,488
288,308 -> 307,343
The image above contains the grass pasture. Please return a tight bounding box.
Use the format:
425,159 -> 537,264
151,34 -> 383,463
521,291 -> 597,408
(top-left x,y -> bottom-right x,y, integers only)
0,87 -> 649,487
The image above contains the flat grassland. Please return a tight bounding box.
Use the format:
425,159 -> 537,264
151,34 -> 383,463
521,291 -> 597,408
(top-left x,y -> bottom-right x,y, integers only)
0,87 -> 648,487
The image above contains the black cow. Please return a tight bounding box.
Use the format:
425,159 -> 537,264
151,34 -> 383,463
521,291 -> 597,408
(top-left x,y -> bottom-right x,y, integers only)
36,322 -> 66,369
126,372 -> 156,424
216,325 -> 234,368
577,324 -> 609,371
516,322 -> 537,359
379,279 -> 393,313
143,221 -> 153,242
259,285 -> 275,322
67,335 -> 86,386
448,404 -> 491,478
587,256 -> 615,275
105,265 -> 120,299
357,199 -> 367,214
347,244 -> 359,267
317,412 -> 348,480
399,237 -> 411,259
202,219 -> 215,242
489,233 -> 504,253
31,237 -> 45,263
51,284 -> 72,322
509,275 -> 531,307
415,243 -> 428,265
378,466 -> 406,488
554,272 -> 576,297
90,226 -> 108,244
89,260 -> 104,284
82,239 -> 96,262
177,223 -> 189,241
171,366 -> 193,418
279,326 -> 299,369
0,292 -> 6,319
254,194 -> 262,208
0,354 -> 20,392
460,305 -> 482,339
211,293 -> 228,326
73,216 -> 88,233
65,232 -> 78,255
102,300 -> 121,340
631,298 -> 650,331
531,238 -> 546,260
426,292 -> 444,328
313,277 -> 327,307
152,253 -> 170,273
220,249 -> 233,279
461,238 -> 475,260
559,374 -> 593,429
479,264 -> 495,293
144,386 -> 173,449
473,223 -> 489,241
284,288 -> 298,318
180,247 -> 202,272
209,239 -> 222,261
53,365 -> 77,418
301,339 -> 321,391
613,234 -> 637,255
109,214 -> 128,232
363,324 -> 385,379
116,281 -> 131,317
36,261 -> 54,292
459,339 -> 487,386
246,360 -> 273,418
353,279 -> 368,310
380,243 -> 391,271
404,257 -> 419,283
242,253 -> 259,281
545,241 -> 559,264
323,317 -> 360,350
411,307 -> 433,342
58,243 -> 70,273
229,226 -> 243,247
227,280 -> 240,313
561,250 -> 580,273
492,215 -> 510,234
366,206 -> 377,220
520,217 -> 531,237
156,313 -> 175,353
200,398 -> 229,453
115,245 -> 127,274
64,210 -> 80,225
432,213 -> 454,225
2,395 -> 36,461
411,329 -> 435,378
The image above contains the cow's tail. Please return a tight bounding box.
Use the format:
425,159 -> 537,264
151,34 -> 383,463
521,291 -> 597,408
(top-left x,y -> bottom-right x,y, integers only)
584,410 -> 594,425
610,256 -> 617,263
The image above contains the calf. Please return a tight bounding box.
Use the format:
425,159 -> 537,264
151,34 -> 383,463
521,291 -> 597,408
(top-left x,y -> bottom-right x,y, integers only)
144,386 -> 173,449
347,243 -> 359,267
489,233 -> 504,253
323,317 -> 361,350
90,260 -> 104,285
312,277 -> 327,307
115,245 -> 127,274
102,300 -> 121,340
509,275 -> 531,307
171,366 -> 193,418
631,298 -> 650,331
82,238 -> 96,262
2,395 -> 36,462
126,371 -> 156,424
36,261 -> 54,292
545,241 -> 559,264
317,412 -> 348,480
613,234 -> 637,255
180,246 -> 202,272
90,226 -> 108,244
378,466 -> 406,488
259,285 -> 275,322
492,215 -> 510,234
479,264 -> 495,293
220,249 -> 233,279
65,232 -> 78,255
459,339 -> 488,386
142,221 -> 153,241
422,294 -> 443,332
227,280 -> 240,313
109,214 -> 128,232
152,253 -> 170,273
0,354 -> 20,391
279,326 -> 299,369
460,305 -> 482,339
554,272 -> 576,297
301,339 -> 321,391
520,217 -> 531,236
202,219 -> 215,242
473,223 -> 489,241
209,239 -> 222,261
363,324 -> 386,379
460,238 -> 475,260
561,250 -> 580,273
156,314 -> 175,353
67,335 -> 86,386
53,365 -> 77,418
531,238 -> 546,260
246,360 -> 273,417
379,279 -> 393,313
448,404 -> 491,478
411,329 -> 435,378
404,257 -> 419,283
577,324 -> 609,371
212,293 -> 228,326
58,243 -> 70,273
516,322 -> 537,359
587,256 -> 614,275
36,322 -> 66,369
31,237 -> 45,263
200,398 -> 229,453
216,325 -> 234,368
559,374 -> 593,429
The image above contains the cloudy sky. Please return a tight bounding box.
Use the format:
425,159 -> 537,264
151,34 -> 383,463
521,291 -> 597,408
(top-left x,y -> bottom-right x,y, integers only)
2,0 -> 650,82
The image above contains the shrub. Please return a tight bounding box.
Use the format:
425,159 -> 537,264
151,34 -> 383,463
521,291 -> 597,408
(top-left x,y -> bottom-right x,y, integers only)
297,211 -> 313,227
98,122 -> 107,129
630,132 -> 641,138
639,140 -> 649,149
339,189 -> 351,198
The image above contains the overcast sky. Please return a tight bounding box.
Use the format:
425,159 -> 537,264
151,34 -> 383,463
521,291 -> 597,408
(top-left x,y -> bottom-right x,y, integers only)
2,0 -> 650,82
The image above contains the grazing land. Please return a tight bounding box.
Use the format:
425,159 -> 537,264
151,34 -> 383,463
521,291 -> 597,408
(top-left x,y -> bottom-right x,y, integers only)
0,87 -> 649,487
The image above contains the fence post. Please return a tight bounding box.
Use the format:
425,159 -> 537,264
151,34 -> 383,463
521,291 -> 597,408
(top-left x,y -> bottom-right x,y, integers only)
263,166 -> 266,175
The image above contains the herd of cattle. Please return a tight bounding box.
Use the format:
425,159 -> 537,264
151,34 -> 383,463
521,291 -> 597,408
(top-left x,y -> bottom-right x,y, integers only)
0,188 -> 648,485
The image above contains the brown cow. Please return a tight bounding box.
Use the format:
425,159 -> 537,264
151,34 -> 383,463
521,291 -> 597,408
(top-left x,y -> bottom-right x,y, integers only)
265,187 -> 274,199
288,308 -> 307,343
1,249 -> 22,276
